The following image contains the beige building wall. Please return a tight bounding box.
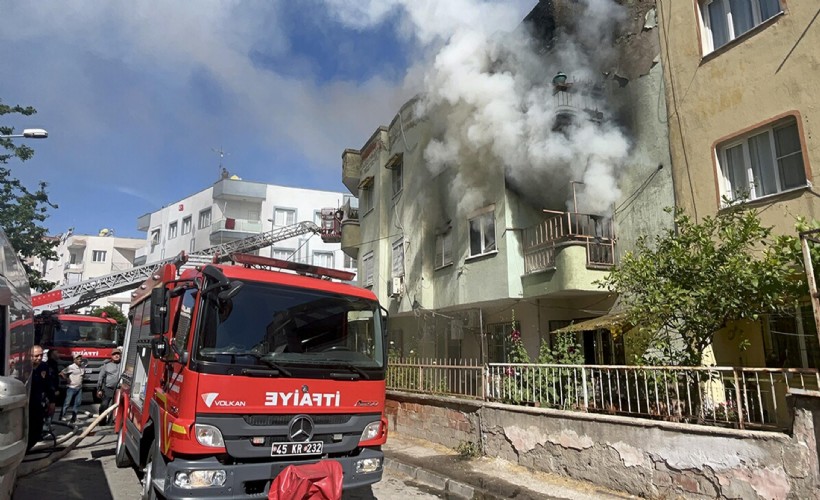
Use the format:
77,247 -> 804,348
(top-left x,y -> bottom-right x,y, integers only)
658,0 -> 819,228
658,0 -> 820,369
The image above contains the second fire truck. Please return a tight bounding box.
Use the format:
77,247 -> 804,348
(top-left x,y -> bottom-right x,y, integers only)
34,312 -> 120,396
115,253 -> 387,499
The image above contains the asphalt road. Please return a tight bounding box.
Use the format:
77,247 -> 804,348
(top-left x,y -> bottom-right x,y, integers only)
14,403 -> 443,499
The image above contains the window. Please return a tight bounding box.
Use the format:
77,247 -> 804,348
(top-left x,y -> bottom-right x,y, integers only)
765,304 -> 819,369
717,117 -> 805,202
168,221 -> 178,240
296,238 -> 309,264
387,154 -> 403,197
272,248 -> 295,261
363,252 -> 374,287
391,239 -> 404,278
312,251 -> 335,268
468,209 -> 496,257
700,0 -> 781,53
435,230 -> 453,268
150,228 -> 161,245
181,216 -> 192,235
198,208 -> 212,229
486,321 -> 520,363
313,210 -> 322,226
69,253 -> 77,265
173,289 -> 197,353
92,250 -> 107,262
272,208 -> 296,227
344,254 -> 357,270
359,176 -> 374,214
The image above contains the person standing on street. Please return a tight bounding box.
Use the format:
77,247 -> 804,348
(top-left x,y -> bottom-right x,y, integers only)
96,347 -> 121,425
27,345 -> 53,451
60,354 -> 85,424
44,349 -> 61,427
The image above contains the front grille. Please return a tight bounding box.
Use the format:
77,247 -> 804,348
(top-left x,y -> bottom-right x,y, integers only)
243,414 -> 353,426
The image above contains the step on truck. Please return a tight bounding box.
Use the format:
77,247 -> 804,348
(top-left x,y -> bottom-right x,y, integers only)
115,252 -> 388,499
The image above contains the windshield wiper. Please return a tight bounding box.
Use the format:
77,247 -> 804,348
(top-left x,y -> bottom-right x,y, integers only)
202,350 -> 292,377
257,356 -> 293,377
329,361 -> 370,380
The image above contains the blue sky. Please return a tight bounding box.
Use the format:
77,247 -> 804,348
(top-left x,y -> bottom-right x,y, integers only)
1,0 -> 535,239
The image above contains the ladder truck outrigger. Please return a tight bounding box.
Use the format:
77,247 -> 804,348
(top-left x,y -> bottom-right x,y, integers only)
30,214 -> 345,402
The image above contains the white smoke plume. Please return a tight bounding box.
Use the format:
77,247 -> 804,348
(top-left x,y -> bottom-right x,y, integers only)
326,0 -> 630,216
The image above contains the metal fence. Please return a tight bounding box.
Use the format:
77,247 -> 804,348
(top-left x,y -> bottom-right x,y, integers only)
387,359 -> 820,431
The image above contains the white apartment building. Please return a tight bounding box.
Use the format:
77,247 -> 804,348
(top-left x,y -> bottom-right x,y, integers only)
39,231 -> 147,312
134,175 -> 356,275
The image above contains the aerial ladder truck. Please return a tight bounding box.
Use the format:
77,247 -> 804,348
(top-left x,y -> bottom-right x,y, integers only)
30,215 -> 344,397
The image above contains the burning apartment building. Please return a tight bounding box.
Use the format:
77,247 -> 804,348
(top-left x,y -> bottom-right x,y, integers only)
336,0 -> 675,365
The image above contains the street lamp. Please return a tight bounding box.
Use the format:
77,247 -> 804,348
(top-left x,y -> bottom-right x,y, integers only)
0,128 -> 48,139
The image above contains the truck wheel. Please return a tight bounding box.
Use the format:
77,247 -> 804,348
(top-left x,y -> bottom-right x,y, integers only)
141,440 -> 162,500
115,423 -> 132,468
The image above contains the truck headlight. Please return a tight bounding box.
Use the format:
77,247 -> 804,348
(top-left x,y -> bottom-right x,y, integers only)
355,458 -> 382,473
194,424 -> 224,447
359,421 -> 382,442
174,470 -> 227,488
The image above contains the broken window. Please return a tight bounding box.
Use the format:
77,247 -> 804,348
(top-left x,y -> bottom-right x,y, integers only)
468,209 -> 496,258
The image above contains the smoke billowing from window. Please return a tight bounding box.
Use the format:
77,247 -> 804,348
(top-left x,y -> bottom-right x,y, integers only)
327,0 -> 630,216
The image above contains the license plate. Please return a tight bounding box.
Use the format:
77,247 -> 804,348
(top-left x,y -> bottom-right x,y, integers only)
84,368 -> 93,374
270,441 -> 323,457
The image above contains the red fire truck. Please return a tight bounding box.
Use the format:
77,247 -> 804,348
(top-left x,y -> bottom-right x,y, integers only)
115,253 -> 387,498
34,312 -> 120,396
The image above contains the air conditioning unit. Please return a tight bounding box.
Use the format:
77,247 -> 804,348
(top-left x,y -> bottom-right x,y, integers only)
388,276 -> 403,297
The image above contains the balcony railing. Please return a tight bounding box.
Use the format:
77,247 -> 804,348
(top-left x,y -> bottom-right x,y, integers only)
523,211 -> 615,273
63,262 -> 83,273
211,218 -> 262,234
387,359 -> 820,431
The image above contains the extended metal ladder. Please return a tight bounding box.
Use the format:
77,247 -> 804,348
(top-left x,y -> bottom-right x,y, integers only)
32,221 -> 321,313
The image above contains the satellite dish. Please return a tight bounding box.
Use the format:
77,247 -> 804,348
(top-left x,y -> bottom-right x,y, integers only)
99,228 -> 111,237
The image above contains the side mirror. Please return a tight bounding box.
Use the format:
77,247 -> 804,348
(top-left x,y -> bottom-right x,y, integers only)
150,337 -> 167,359
218,280 -> 244,302
380,306 -> 389,336
179,351 -> 190,365
150,287 -> 167,335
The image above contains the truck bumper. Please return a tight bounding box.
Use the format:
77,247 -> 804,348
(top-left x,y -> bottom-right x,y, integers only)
159,448 -> 384,499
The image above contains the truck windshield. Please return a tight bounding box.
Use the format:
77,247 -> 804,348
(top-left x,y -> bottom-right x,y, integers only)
195,281 -> 384,370
52,320 -> 117,347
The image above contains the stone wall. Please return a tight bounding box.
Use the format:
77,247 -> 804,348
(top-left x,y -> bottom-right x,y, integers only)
385,390 -> 820,499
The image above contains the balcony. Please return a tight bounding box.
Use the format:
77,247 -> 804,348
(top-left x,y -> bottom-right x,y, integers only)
552,80 -> 605,130
338,202 -> 361,259
63,262 -> 84,274
209,217 -> 262,243
213,179 -> 266,201
523,210 -> 615,275
136,213 -> 151,232
342,149 -> 362,195
134,246 -> 149,266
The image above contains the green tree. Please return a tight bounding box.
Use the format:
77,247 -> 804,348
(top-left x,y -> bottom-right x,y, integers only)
1,99 -> 58,291
598,203 -> 805,366
89,304 -> 127,329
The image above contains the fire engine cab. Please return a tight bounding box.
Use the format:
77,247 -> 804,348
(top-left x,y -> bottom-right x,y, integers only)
115,253 -> 388,499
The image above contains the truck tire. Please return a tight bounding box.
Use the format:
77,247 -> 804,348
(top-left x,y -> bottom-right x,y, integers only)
141,440 -> 162,500
115,423 -> 132,468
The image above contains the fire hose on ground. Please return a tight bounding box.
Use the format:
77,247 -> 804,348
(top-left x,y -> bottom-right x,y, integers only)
18,404 -> 117,478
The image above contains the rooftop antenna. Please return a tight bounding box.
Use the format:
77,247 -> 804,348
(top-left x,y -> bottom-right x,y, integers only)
212,147 -> 231,179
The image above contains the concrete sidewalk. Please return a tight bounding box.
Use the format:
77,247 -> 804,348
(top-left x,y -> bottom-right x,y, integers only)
383,432 -> 636,499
